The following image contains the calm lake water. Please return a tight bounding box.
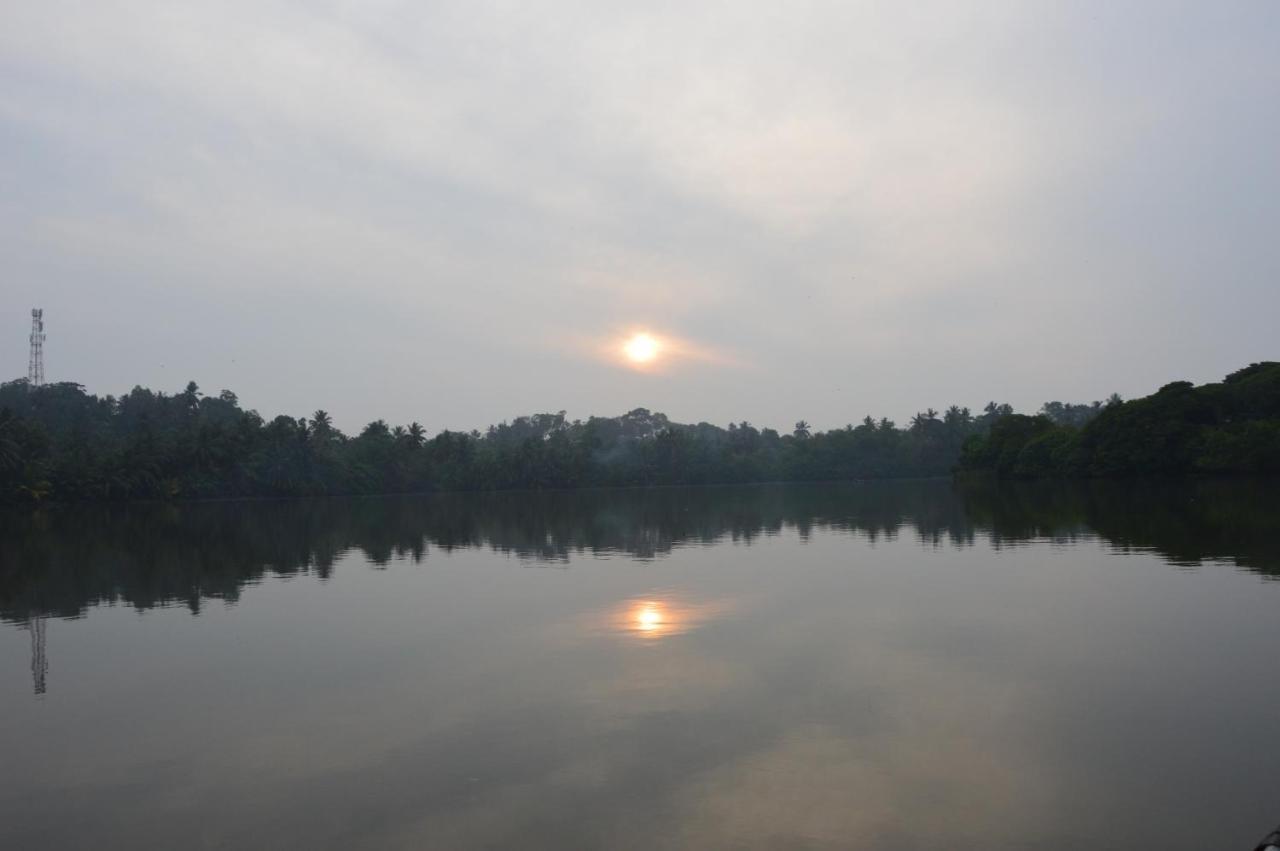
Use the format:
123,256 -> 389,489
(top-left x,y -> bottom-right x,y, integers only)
3,479 -> 1279,849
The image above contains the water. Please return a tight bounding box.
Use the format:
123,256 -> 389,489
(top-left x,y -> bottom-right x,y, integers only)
2,479 -> 1279,849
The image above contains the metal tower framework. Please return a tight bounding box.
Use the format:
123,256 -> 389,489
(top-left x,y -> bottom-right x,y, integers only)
28,308 -> 45,386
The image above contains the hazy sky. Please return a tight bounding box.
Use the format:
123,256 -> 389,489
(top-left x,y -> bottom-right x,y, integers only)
3,1 -> 1277,433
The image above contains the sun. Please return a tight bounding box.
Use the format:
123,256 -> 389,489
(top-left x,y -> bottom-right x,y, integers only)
623,333 -> 660,364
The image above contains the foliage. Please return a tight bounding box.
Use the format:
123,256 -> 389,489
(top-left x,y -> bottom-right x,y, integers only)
10,363 -> 1268,500
958,362 -> 1280,478
0,378 -> 1013,502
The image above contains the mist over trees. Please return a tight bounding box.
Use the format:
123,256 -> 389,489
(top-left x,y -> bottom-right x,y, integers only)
2,363 -> 1274,503
0,378 -> 1019,503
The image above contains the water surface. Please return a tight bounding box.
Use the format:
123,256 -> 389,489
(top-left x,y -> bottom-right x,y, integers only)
3,479 -> 1279,849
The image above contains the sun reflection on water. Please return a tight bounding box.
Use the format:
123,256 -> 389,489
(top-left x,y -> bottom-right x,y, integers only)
633,601 -> 667,635
636,602 -> 663,630
604,594 -> 736,640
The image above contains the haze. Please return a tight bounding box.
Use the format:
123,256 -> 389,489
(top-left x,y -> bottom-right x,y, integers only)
3,1 -> 1277,433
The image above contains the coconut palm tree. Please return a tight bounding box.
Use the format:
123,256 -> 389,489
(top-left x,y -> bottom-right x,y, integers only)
311,410 -> 333,436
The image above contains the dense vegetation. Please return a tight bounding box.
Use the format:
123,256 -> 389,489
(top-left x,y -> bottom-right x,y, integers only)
958,362 -> 1280,478
2,362 -> 1271,502
0,377 -> 1028,502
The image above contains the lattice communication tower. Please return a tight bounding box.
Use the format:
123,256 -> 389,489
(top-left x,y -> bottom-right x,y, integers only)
28,308 -> 44,386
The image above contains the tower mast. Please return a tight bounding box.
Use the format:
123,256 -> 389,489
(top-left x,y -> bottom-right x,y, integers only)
28,308 -> 45,386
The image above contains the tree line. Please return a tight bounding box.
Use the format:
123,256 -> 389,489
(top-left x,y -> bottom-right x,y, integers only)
958,362 -> 1280,477
0,377 -> 1036,502
8,362 -> 1268,503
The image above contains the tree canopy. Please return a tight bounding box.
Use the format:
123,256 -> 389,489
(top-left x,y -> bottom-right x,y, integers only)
958,362 -> 1280,478
4,362 -> 1271,503
0,379 -> 1011,503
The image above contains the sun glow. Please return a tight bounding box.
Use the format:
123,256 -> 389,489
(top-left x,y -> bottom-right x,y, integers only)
635,603 -> 664,632
593,328 -> 729,373
623,333 -> 660,364
607,595 -> 735,640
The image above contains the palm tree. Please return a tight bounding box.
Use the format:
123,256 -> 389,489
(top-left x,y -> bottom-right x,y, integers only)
910,409 -> 940,431
407,422 -> 426,447
793,420 -> 811,439
310,410 -> 335,446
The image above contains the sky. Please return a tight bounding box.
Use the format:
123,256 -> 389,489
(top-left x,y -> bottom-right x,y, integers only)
2,1 -> 1277,434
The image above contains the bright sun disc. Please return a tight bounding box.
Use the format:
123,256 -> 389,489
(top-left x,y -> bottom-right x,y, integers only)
624,333 -> 659,363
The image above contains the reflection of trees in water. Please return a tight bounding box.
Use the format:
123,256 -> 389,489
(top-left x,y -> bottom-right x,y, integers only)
959,478 -> 1280,574
2,478 -> 1277,624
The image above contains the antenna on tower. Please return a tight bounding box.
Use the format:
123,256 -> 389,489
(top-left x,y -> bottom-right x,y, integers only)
28,308 -> 44,387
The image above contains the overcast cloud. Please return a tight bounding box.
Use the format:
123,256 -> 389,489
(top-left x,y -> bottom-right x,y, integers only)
2,1 -> 1277,432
